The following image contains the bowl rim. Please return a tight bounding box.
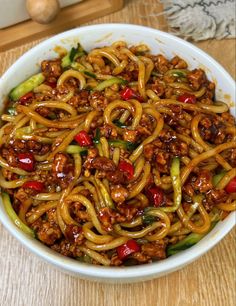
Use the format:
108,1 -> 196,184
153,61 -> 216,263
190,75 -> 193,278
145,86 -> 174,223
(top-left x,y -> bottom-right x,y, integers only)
0,23 -> 235,281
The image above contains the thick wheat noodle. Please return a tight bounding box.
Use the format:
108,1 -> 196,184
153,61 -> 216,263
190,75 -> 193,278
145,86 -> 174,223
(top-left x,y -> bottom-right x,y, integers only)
0,155 -> 30,176
112,59 -> 128,75
36,163 -> 52,171
9,115 -> 30,139
152,98 -> 217,114
120,48 -> 146,98
0,171 -> 27,188
120,216 -> 143,228
27,202 -> 58,224
47,123 -> 84,160
84,110 -> 100,132
84,237 -> 129,252
30,100 -> 77,116
30,119 -> 37,130
128,162 -> 151,199
216,200 -> 236,211
168,202 -> 200,235
153,172 -> 172,190
129,107 -> 164,162
57,69 -> 86,90
196,101 -> 229,113
191,114 -> 232,170
130,156 -> 145,182
177,202 -> 211,234
144,209 -> 171,241
83,222 -> 113,244
83,181 -> 100,210
100,137 -> 110,158
113,222 -> 162,238
103,99 -> 142,133
18,198 -> 33,223
181,142 -> 236,185
66,194 -> 107,235
1,40 -> 235,267
78,246 -> 111,265
89,48 -> 120,67
60,90 -> 75,102
177,133 -> 203,153
17,105 -> 85,129
139,56 -> 154,83
112,147 -> 120,165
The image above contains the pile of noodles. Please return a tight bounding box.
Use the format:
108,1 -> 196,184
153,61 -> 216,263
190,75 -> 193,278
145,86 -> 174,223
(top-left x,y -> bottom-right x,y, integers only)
0,41 -> 235,266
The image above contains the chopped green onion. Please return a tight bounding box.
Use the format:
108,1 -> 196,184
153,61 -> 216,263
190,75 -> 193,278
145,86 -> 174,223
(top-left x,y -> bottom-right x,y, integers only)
9,73 -> 45,101
1,192 -> 35,237
94,77 -> 128,91
112,119 -> 127,128
95,177 -> 114,209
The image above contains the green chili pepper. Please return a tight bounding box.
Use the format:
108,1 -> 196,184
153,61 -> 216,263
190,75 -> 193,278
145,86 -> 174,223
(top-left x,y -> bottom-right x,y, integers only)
9,73 -> 45,101
212,170 -> 227,187
1,192 -> 35,237
66,145 -> 87,155
167,222 -> 217,256
108,139 -> 138,152
94,77 -> 128,91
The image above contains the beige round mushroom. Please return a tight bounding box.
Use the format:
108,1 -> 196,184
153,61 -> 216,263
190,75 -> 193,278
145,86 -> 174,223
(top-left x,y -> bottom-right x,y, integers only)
26,0 -> 61,24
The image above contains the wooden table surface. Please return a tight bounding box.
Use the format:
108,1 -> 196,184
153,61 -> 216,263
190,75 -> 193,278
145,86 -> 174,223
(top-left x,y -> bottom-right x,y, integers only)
0,1 -> 235,305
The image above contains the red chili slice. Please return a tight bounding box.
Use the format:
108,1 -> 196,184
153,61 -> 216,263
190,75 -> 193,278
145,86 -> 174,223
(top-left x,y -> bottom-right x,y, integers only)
225,177 -> 236,193
118,160 -> 134,180
120,87 -> 143,102
22,181 -> 44,192
18,153 -> 35,172
117,239 -> 140,260
177,93 -> 196,104
74,130 -> 93,147
19,92 -> 34,105
146,186 -> 164,207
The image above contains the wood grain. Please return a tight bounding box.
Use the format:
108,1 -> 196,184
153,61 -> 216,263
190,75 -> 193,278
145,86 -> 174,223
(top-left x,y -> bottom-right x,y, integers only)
0,0 -> 124,51
0,1 -> 235,305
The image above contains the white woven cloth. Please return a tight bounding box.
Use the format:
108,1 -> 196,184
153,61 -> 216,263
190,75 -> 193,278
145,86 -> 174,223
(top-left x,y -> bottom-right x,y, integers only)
161,0 -> 236,41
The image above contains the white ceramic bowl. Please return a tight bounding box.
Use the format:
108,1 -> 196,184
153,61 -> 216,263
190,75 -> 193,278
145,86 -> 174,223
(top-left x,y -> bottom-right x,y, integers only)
0,24 -> 235,283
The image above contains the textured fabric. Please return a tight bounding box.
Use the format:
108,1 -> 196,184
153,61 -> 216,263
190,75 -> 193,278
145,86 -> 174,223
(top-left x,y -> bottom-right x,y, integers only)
162,0 -> 236,41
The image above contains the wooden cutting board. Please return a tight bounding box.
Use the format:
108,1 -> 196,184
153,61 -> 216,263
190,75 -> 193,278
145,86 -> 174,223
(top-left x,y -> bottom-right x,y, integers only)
0,0 -> 123,51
